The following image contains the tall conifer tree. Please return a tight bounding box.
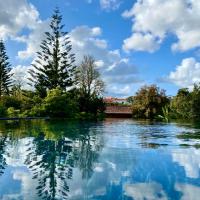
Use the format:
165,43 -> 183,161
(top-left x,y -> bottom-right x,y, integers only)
29,8 -> 76,94
0,40 -> 12,97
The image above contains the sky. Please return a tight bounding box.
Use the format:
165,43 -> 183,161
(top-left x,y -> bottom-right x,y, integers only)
1,0 -> 200,97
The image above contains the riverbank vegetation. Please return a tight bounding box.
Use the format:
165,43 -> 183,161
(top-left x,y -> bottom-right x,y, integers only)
129,84 -> 200,121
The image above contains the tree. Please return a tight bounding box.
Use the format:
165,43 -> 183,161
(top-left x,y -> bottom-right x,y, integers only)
76,55 -> 105,114
29,8 -> 76,95
132,85 -> 169,119
170,88 -> 192,119
0,40 -> 13,97
76,55 -> 104,98
191,83 -> 200,119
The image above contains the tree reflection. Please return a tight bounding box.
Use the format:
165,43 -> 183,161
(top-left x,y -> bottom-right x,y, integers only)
24,121 -> 103,200
73,129 -> 103,179
0,136 -> 7,176
25,132 -> 73,200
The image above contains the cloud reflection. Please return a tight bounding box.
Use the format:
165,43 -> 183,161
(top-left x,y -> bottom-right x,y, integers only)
124,182 -> 168,200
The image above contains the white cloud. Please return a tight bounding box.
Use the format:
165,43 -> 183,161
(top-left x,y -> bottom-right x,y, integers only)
0,0 -> 49,60
0,0 -> 39,39
10,65 -> 33,90
16,20 -> 49,59
122,0 -> 200,52
108,85 -> 131,97
167,57 -> 200,89
172,148 -> 200,178
100,0 -> 122,11
95,60 -> 105,68
123,33 -> 160,53
124,182 -> 168,200
175,183 -> 200,200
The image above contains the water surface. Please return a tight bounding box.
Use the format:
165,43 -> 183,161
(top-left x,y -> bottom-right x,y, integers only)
0,119 -> 200,200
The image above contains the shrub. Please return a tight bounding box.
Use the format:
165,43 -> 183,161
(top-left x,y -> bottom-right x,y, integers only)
0,104 -> 6,117
43,88 -> 78,118
7,107 -> 20,118
1,96 -> 21,109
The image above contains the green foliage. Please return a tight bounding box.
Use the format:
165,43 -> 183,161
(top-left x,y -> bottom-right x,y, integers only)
29,8 -> 76,95
191,84 -> 200,119
126,96 -> 134,104
170,88 -> 192,119
0,104 -> 6,117
7,107 -> 20,118
25,105 -> 46,117
0,40 -> 13,97
132,85 -> 169,119
1,96 -> 21,109
170,86 -> 200,120
157,105 -> 170,122
77,95 -> 105,116
43,88 -> 78,118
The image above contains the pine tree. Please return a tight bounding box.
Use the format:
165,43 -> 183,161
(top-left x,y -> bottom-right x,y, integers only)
29,8 -> 76,94
0,40 -> 13,97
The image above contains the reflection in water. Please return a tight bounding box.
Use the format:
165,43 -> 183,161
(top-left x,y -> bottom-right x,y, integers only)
124,182 -> 168,200
172,149 -> 200,179
175,183 -> 200,200
0,120 -> 104,200
25,133 -> 73,200
0,119 -> 200,199
0,136 -> 6,176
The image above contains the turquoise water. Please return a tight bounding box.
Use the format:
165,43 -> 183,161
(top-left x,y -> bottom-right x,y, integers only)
0,119 -> 200,200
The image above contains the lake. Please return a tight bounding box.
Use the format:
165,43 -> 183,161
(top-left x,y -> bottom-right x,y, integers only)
0,119 -> 200,200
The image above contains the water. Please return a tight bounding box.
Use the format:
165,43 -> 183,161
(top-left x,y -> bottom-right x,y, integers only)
0,119 -> 200,200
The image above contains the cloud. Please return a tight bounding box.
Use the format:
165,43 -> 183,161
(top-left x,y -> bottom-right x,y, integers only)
175,183 -> 200,200
100,0 -> 122,11
0,0 -> 39,39
10,65 -> 33,90
122,0 -> 200,52
0,0 -> 49,60
108,85 -> 132,97
16,20 -> 49,59
123,33 -> 160,53
87,0 -> 121,11
172,148 -> 200,178
167,57 -> 200,89
124,182 -> 168,200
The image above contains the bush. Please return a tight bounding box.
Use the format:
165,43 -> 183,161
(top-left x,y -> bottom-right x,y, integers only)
0,104 -> 7,117
43,88 -> 78,118
1,96 -> 21,109
27,105 -> 46,117
77,95 -> 105,116
7,107 -> 20,118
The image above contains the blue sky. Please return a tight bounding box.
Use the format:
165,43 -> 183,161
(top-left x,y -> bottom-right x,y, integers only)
1,0 -> 200,97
